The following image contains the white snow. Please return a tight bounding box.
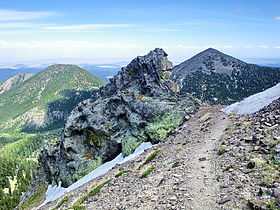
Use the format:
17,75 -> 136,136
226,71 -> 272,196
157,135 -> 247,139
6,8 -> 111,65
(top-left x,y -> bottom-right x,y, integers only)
38,142 -> 153,208
223,83 -> 280,115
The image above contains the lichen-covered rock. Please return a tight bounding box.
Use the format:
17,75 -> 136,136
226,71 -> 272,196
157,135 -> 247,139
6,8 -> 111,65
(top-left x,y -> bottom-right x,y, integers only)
40,49 -> 200,187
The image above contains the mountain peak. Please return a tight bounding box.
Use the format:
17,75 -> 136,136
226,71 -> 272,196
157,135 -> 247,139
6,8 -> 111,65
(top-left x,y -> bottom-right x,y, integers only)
172,48 -> 280,104
202,47 -> 221,54
46,64 -> 82,72
196,48 -> 234,59
172,48 -> 247,80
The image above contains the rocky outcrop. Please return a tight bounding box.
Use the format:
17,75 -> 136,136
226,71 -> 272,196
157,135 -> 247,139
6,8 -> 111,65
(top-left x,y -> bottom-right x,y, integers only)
0,73 -> 33,94
172,48 -> 280,104
40,49 -> 200,187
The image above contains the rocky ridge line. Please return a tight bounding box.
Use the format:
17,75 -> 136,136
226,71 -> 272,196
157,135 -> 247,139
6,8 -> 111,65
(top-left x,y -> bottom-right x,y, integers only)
172,48 -> 280,104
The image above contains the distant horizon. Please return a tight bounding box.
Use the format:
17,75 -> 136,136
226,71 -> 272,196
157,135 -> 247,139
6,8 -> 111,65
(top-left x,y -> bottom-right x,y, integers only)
0,48 -> 279,67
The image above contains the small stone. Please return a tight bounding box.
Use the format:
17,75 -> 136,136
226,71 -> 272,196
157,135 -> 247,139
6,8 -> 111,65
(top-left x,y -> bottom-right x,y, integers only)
218,197 -> 230,204
199,157 -> 207,161
273,188 -> 280,200
247,161 -> 255,169
169,195 -> 177,201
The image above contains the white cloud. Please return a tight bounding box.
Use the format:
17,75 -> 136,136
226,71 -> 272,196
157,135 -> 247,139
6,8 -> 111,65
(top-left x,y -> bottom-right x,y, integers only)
0,22 -> 43,29
0,39 -> 149,64
257,45 -> 269,49
42,24 -> 134,32
274,16 -> 280,20
0,9 -> 56,21
0,22 -> 134,32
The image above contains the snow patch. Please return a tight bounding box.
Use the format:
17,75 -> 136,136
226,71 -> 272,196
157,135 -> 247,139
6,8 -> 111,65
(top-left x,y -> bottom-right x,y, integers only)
39,142 -> 153,208
223,83 -> 280,115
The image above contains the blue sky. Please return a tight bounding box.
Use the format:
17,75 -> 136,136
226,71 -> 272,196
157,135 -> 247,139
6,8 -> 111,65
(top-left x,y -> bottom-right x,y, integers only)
0,0 -> 279,64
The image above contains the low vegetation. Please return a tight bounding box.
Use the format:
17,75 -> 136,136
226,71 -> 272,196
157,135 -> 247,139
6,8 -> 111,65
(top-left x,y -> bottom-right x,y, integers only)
0,133 -> 47,210
71,205 -> 86,210
115,169 -> 128,178
71,179 -> 111,208
19,184 -> 47,210
146,112 -> 183,141
138,149 -> 160,169
52,196 -> 69,210
140,165 -> 155,178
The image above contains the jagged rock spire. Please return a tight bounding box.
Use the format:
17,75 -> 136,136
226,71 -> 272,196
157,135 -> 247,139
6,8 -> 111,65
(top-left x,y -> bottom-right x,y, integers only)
100,48 -> 173,97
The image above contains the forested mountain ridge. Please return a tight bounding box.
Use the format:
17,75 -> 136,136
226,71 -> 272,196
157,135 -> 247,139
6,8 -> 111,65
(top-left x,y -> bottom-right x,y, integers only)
0,64 -> 104,210
172,48 -> 280,104
0,64 -> 103,131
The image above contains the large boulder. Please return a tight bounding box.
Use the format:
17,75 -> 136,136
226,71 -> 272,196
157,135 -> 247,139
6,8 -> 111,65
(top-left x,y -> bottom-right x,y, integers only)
40,49 -> 199,187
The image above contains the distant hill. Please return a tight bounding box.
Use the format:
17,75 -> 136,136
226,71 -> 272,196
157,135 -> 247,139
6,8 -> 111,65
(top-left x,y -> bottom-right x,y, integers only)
0,64 -> 103,131
0,64 -> 120,82
0,65 -> 46,82
0,73 -> 33,94
172,48 -> 280,104
0,64 -> 104,210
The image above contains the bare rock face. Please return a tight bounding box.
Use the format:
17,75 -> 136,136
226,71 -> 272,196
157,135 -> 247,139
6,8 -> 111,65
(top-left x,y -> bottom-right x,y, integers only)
40,49 -> 199,187
100,48 -> 174,97
0,73 -> 33,94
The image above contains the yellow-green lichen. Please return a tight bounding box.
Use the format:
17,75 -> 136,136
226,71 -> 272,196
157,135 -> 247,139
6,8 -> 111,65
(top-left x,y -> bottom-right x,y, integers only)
145,112 -> 183,141
86,130 -> 105,148
122,135 -> 142,156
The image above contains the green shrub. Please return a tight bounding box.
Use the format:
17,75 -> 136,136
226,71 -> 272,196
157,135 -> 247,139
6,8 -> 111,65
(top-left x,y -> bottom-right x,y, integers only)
115,170 -> 128,178
72,179 -> 111,207
19,184 -> 47,210
138,149 -> 160,169
140,166 -> 155,178
53,196 -> 69,209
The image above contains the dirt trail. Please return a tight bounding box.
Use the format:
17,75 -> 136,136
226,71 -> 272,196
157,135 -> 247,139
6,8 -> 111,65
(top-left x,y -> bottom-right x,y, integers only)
184,107 -> 230,210
39,106 -> 231,210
